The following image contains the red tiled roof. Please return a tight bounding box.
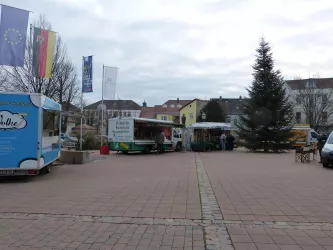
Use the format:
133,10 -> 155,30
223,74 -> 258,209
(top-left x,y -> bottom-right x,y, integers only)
140,107 -> 181,118
140,107 -> 157,118
163,99 -> 192,107
286,78 -> 333,89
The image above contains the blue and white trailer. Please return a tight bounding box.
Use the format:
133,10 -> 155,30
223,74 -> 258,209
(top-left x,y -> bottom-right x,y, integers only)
0,93 -> 61,176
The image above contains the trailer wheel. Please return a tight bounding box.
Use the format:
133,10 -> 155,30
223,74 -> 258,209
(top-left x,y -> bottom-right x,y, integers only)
143,147 -> 151,154
122,151 -> 129,155
45,165 -> 52,174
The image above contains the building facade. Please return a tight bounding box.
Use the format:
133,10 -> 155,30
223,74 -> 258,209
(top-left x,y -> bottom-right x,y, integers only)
84,100 -> 142,134
285,78 -> 333,132
211,96 -> 246,127
180,99 -> 208,127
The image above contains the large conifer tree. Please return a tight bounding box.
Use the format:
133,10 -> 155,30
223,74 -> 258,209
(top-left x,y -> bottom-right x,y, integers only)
236,38 -> 294,152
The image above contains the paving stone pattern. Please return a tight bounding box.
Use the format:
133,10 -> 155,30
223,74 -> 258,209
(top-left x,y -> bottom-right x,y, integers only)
2,150 -> 333,249
195,154 -> 234,250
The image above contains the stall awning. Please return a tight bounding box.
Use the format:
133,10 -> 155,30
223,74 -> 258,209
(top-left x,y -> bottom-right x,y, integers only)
189,122 -> 232,130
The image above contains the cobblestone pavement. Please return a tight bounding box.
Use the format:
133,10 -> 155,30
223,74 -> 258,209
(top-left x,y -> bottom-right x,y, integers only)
202,150 -> 333,249
0,152 -> 206,249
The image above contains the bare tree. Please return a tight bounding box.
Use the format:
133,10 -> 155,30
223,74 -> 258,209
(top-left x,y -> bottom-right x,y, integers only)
0,14 -> 80,107
293,77 -> 333,131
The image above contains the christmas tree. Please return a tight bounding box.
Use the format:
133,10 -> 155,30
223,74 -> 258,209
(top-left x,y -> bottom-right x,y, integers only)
236,38 -> 294,152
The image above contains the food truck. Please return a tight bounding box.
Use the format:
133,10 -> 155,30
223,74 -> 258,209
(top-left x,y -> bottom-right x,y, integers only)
290,124 -> 319,148
108,117 -> 184,153
0,93 -> 61,176
188,122 -> 232,151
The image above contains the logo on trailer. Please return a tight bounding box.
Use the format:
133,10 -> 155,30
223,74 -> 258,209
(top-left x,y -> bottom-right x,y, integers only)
0,110 -> 28,130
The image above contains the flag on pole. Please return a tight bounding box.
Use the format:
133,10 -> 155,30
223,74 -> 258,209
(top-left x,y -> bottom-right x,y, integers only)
32,27 -> 56,78
82,56 -> 93,93
0,5 -> 29,67
103,66 -> 118,100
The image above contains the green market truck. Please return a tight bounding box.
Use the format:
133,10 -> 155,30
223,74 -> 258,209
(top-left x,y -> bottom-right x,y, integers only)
108,117 -> 184,154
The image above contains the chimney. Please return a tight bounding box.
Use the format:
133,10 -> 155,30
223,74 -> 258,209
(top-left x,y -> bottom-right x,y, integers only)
219,96 -> 222,99
239,96 -> 242,99
177,98 -> 179,103
142,100 -> 147,107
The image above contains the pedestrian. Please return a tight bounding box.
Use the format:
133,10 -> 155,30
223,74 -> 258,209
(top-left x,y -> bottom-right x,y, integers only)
155,129 -> 165,154
318,133 -> 328,163
227,133 -> 235,151
220,131 -> 226,151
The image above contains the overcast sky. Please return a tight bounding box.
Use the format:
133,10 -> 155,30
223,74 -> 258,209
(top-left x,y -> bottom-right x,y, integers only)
4,0 -> 333,106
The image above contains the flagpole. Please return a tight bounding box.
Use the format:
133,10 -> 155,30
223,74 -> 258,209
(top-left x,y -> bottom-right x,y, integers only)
29,24 -> 33,92
80,56 -> 84,151
101,65 -> 105,146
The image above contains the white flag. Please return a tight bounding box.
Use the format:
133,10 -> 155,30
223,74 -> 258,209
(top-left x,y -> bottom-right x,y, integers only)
103,66 -> 118,100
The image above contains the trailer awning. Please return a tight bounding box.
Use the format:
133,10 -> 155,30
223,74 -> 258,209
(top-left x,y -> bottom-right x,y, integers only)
61,110 -> 86,118
189,122 -> 232,130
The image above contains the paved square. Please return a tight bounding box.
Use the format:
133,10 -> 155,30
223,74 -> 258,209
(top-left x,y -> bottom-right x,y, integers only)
1,149 -> 333,249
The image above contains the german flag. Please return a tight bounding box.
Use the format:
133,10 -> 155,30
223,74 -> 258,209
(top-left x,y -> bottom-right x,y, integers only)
32,27 -> 56,79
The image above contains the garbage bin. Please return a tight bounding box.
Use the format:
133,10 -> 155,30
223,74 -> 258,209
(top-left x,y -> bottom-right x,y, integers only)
100,145 -> 110,155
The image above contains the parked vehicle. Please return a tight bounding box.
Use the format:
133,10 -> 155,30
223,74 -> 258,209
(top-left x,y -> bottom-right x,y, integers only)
320,133 -> 333,167
108,117 -> 184,154
289,124 -> 319,148
0,93 -> 61,176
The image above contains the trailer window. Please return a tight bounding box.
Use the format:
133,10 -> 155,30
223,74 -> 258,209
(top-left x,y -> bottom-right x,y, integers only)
43,110 -> 60,136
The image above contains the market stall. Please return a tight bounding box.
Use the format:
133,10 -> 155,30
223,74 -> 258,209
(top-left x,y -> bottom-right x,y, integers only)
188,122 -> 232,151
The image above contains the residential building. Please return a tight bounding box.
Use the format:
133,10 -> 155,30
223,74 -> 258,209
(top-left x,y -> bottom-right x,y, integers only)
140,99 -> 192,123
285,77 -> 333,132
84,99 -> 142,134
180,99 -> 208,127
211,96 -> 246,127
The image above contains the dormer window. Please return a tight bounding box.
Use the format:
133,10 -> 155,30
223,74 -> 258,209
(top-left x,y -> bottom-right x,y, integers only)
170,104 -> 175,108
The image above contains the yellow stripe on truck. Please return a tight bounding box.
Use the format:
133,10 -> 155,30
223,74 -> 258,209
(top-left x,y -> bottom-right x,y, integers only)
120,142 -> 129,150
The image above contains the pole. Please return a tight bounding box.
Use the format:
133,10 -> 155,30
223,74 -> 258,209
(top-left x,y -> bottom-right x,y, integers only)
101,65 -> 105,146
80,56 -> 84,151
29,24 -> 33,92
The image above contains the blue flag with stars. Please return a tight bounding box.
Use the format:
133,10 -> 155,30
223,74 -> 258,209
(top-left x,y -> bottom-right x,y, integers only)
0,5 -> 29,67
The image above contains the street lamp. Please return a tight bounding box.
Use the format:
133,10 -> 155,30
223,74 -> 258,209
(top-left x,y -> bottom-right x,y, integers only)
201,112 -> 206,122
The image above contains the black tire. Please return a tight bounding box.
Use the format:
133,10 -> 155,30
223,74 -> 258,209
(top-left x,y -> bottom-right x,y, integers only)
323,163 -> 329,168
143,147 -> 151,154
122,151 -> 129,155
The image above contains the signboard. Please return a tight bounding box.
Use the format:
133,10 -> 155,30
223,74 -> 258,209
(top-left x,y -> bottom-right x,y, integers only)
109,119 -> 133,142
82,56 -> 93,93
0,110 -> 27,130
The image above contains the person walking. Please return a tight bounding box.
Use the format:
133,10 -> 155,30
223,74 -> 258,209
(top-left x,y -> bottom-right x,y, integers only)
220,132 -> 226,151
155,130 -> 165,154
227,133 -> 235,151
318,133 -> 328,163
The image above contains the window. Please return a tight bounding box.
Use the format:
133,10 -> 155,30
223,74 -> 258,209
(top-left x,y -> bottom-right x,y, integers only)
322,94 -> 328,103
296,112 -> 301,123
322,112 -> 328,123
163,104 -> 167,108
177,104 -> 182,108
189,113 -> 193,120
161,116 -> 168,120
170,104 -> 175,108
234,118 -> 238,124
296,96 -> 302,105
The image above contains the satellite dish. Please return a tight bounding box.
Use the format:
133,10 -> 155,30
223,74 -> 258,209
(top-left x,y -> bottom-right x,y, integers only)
97,104 -> 106,111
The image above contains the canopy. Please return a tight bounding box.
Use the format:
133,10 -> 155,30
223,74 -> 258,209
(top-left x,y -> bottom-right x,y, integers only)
189,122 -> 232,130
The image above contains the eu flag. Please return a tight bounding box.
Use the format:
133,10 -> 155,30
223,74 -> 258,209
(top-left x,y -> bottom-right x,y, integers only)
0,5 -> 29,67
